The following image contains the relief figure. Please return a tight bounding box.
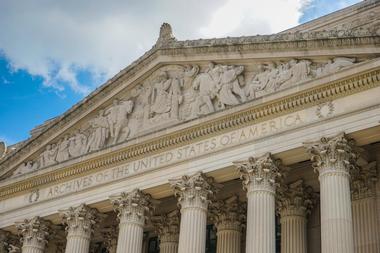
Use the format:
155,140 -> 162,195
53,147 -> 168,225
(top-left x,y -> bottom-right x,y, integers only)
38,143 -> 58,168
86,110 -> 110,152
68,130 -> 87,158
105,99 -> 134,144
56,135 -> 70,163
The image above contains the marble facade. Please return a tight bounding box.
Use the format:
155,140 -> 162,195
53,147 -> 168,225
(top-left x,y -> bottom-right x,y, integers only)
1,1 -> 380,253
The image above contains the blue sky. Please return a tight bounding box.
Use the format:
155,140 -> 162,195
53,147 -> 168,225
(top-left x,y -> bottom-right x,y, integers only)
0,0 -> 361,145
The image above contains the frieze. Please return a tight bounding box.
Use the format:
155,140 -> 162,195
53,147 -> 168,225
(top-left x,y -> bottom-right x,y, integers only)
0,67 -> 379,201
9,57 -> 364,178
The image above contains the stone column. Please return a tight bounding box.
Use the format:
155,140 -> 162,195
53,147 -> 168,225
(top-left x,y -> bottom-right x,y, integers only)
16,217 -> 51,253
60,204 -> 99,253
351,160 -> 380,253
210,195 -> 245,253
235,153 -> 284,253
110,189 -> 156,253
277,180 -> 315,253
305,133 -> 357,253
152,210 -> 180,253
169,172 -> 221,253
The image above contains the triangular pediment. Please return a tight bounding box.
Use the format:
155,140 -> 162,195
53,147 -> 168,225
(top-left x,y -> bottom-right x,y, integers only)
1,4 -> 380,181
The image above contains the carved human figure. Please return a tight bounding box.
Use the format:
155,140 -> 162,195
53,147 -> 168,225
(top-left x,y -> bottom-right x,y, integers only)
38,144 -> 58,168
13,161 -> 38,177
191,63 -> 220,116
106,99 -> 134,144
68,130 -> 87,158
86,110 -> 110,152
247,63 -> 276,99
316,57 -> 355,77
56,135 -> 70,163
217,65 -> 246,108
151,71 -> 173,116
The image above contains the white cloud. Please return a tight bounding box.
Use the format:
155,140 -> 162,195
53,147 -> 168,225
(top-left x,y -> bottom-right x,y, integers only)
0,0 -> 309,95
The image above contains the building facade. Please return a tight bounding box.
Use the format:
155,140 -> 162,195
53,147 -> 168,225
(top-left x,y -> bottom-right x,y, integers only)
1,1 -> 380,253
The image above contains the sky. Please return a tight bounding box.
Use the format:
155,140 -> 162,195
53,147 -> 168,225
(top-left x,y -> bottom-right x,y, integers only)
0,0 -> 361,145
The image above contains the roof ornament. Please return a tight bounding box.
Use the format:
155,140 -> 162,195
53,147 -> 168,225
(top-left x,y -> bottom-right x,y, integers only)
155,22 -> 176,47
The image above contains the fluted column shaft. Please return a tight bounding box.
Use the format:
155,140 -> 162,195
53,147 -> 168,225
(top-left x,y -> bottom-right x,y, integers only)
305,134 -> 356,253
216,224 -> 241,253
160,242 -> 178,253
178,198 -> 208,253
280,209 -> 307,253
246,185 -> 275,253
352,196 -> 380,253
117,218 -> 144,253
111,189 -> 156,253
170,172 -> 221,253
60,204 -> 99,253
236,153 -> 283,253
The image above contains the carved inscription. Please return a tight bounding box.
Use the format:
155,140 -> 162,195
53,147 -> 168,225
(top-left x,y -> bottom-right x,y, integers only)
31,112 -> 303,201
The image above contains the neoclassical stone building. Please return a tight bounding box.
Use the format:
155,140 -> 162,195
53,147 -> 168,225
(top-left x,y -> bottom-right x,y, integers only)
1,1 -> 380,253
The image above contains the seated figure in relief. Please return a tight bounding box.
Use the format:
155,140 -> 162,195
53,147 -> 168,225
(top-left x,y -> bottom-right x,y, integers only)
86,110 -> 110,152
38,143 -> 58,168
105,99 -> 134,144
316,57 -> 355,77
68,130 -> 87,158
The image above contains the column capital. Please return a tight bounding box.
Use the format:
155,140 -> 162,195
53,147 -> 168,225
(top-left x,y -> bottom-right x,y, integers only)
151,210 -> 180,243
351,161 -> 377,200
169,172 -> 222,210
16,216 -> 51,249
110,188 -> 157,226
277,179 -> 316,217
59,204 -> 100,238
304,133 -> 359,176
235,152 -> 285,193
210,195 -> 246,231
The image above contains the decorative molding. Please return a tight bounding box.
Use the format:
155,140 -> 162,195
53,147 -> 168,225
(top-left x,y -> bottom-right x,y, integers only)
235,153 -> 286,192
277,179 -> 316,217
304,132 -> 359,176
151,210 -> 180,243
0,68 -> 379,200
169,172 -> 222,210
110,189 -> 157,226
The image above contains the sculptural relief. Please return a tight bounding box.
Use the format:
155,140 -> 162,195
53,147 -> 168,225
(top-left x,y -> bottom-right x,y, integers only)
68,130 -> 88,158
12,56 -> 365,176
105,99 -> 134,144
86,110 -> 110,152
56,135 -> 70,163
315,57 -> 355,77
39,144 -> 58,168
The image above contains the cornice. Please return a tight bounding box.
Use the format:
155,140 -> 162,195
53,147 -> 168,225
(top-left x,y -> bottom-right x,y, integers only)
0,67 -> 379,201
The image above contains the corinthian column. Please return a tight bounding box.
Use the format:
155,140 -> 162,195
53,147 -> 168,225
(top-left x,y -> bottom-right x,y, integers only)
210,195 -> 245,253
60,204 -> 99,253
152,210 -> 180,253
305,133 -> 357,253
169,172 -> 221,253
110,189 -> 156,253
235,152 -> 284,253
277,180 -> 315,253
16,217 -> 51,253
351,161 -> 380,253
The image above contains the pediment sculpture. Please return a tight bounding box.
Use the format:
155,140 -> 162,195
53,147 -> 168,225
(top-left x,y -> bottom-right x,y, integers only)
11,56 -> 363,177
